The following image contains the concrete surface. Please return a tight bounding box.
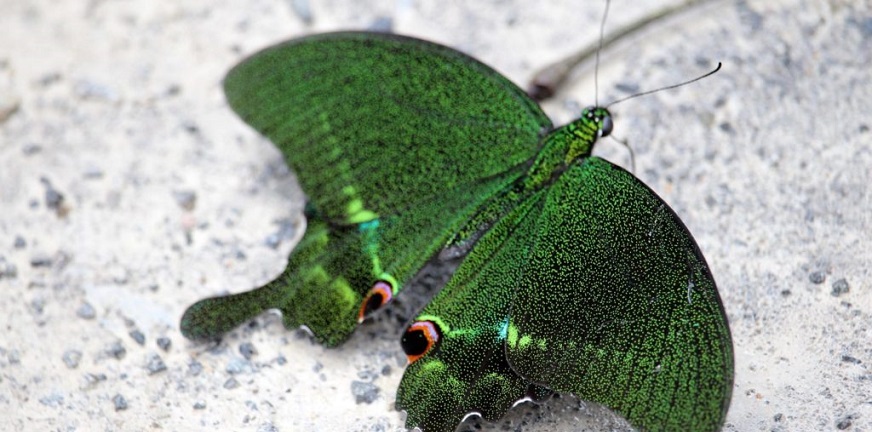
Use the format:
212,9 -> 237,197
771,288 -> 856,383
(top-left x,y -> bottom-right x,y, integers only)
1,0 -> 869,431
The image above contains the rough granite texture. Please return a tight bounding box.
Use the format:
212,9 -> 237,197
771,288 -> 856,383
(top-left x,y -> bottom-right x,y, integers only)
1,0 -> 869,431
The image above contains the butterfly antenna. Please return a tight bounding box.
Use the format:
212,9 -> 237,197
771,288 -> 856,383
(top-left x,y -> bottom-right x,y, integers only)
595,0 -> 611,106
606,62 -> 722,107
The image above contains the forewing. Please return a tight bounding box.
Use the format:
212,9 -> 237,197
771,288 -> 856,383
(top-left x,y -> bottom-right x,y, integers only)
223,31 -> 552,224
505,157 -> 734,431
183,31 -> 552,345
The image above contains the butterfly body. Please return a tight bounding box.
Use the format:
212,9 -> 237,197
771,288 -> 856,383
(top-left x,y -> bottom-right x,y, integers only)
181,31 -> 733,432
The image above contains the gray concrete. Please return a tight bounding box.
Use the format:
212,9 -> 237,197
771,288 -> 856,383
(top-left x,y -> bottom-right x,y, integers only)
1,0 -> 869,431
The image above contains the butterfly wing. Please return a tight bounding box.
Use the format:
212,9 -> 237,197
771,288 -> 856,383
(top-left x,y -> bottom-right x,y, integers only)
397,156 -> 732,432
181,32 -> 551,345
181,173 -> 515,345
396,189 -> 553,432
505,156 -> 734,431
223,31 -> 551,224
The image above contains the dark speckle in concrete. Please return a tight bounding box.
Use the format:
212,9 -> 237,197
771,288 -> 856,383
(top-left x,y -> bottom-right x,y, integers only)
172,190 -> 197,211
239,342 -> 256,360
39,393 -> 64,408
809,270 -> 826,284
76,302 -> 96,320
837,414 -> 854,430
351,380 -> 379,404
224,377 -> 240,389
145,353 -> 167,374
106,341 -> 126,360
188,360 -> 203,376
831,279 -> 850,297
156,336 -> 171,352
129,329 -> 145,346
257,422 -> 279,432
113,394 -> 128,411
62,350 -> 82,369
30,254 -> 53,268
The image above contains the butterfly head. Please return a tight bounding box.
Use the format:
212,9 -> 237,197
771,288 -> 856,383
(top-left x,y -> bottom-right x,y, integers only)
582,106 -> 613,138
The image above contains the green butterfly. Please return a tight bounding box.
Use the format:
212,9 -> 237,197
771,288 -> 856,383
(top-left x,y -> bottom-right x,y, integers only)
180,31 -> 733,432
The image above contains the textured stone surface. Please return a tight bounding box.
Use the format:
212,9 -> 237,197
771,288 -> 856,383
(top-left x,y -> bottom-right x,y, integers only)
1,0 -> 869,431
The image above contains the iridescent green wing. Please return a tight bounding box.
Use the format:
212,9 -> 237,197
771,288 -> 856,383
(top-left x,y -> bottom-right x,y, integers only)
505,157 -> 734,432
181,32 -> 551,345
396,187 -> 553,432
396,156 -> 732,432
223,31 -> 550,224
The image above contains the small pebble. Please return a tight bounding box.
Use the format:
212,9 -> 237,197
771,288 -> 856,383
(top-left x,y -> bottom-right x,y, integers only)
257,423 -> 279,432
129,329 -> 145,346
0,257 -> 16,279
350,380 -> 380,404
841,355 -> 861,364
156,336 -> 172,352
275,355 -> 287,366
172,190 -> 197,211
773,413 -> 783,422
239,342 -> 256,360
113,394 -> 128,411
368,16 -> 393,33
62,350 -> 82,369
76,302 -> 96,319
74,78 -> 118,101
226,358 -> 253,375
357,369 -> 378,381
836,414 -> 853,430
106,341 -> 126,360
30,298 -> 45,314
7,349 -> 20,364
30,254 -> 53,267
264,233 -> 282,249
188,360 -> 203,376
40,177 -> 65,213
808,270 -> 826,284
39,393 -> 64,408
288,0 -> 313,24
224,377 -> 240,389
83,166 -> 104,179
831,279 -> 850,297
13,236 -> 26,249
193,400 -> 206,410
146,353 -> 167,374
264,219 -> 296,249
84,373 -> 107,387
23,144 -> 42,155
38,72 -> 61,87
182,121 -> 200,134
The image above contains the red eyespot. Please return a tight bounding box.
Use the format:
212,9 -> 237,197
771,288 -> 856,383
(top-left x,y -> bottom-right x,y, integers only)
357,280 -> 393,323
401,320 -> 441,364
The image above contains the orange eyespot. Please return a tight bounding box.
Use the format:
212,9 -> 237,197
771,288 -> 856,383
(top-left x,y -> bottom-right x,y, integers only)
401,320 -> 441,364
357,280 -> 393,323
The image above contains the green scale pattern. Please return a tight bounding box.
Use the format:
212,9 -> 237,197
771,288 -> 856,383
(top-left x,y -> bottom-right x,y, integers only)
180,32 -> 734,432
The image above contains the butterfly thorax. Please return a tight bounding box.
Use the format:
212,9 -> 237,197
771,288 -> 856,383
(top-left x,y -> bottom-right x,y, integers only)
442,107 -> 612,258
519,106 -> 613,193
